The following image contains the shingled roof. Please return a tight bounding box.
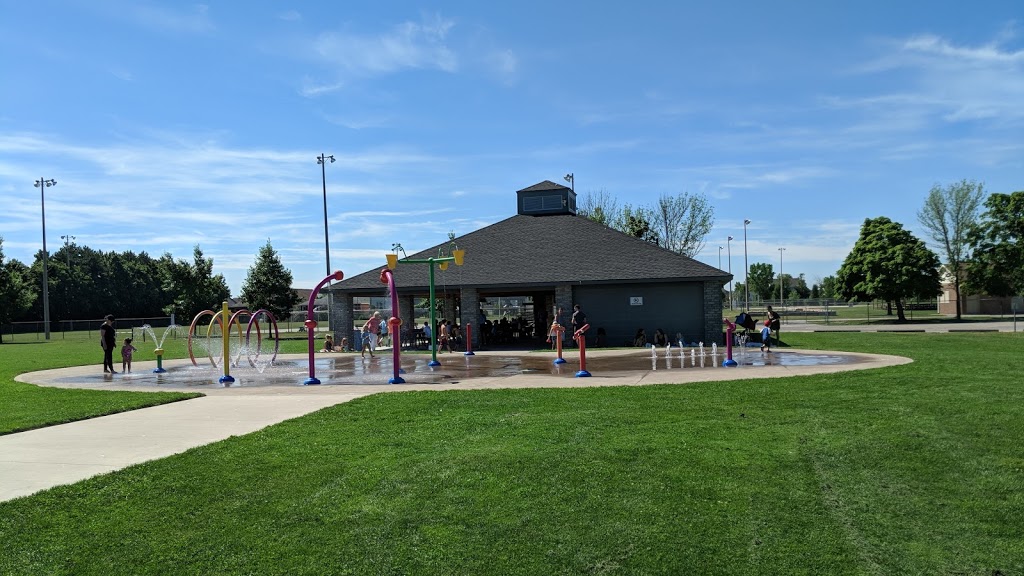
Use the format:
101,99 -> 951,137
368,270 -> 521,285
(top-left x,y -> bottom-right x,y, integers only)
517,180 -> 571,193
331,213 -> 730,293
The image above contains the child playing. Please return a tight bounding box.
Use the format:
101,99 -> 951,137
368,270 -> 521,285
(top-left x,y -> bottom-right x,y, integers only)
760,321 -> 772,352
321,334 -> 335,352
439,319 -> 452,353
121,337 -> 138,373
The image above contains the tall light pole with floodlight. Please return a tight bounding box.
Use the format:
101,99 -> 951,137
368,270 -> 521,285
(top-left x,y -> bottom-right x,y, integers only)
778,246 -> 786,304
743,219 -> 751,311
317,153 -> 335,332
727,236 -> 733,309
34,178 -> 56,340
61,234 -> 75,326
564,172 -> 574,193
317,154 -> 335,275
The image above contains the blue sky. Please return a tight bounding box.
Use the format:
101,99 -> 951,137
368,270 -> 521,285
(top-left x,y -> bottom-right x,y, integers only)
2,1 -> 1021,294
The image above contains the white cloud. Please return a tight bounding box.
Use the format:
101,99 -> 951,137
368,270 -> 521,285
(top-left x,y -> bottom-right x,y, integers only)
487,49 -> 518,85
853,30 -> 1024,124
128,3 -> 215,35
313,15 -> 458,76
300,80 -> 344,98
902,34 -> 1024,64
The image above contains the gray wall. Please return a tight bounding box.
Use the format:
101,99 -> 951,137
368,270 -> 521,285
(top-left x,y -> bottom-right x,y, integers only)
572,281 -> 706,346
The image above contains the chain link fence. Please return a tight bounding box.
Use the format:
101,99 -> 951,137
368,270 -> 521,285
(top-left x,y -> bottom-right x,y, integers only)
1,312 -> 329,343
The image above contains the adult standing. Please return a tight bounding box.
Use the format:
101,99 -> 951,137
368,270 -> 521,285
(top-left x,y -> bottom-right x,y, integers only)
99,314 -> 117,374
571,304 -> 587,346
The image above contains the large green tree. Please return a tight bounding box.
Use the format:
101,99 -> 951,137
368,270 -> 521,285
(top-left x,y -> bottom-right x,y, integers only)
917,179 -> 985,319
650,192 -> 715,258
620,205 -> 660,245
779,273 -> 811,301
0,238 -> 36,343
161,246 -> 231,323
748,262 -> 775,302
965,191 -> 1024,298
817,275 -> 838,300
240,240 -> 299,323
836,217 -> 942,321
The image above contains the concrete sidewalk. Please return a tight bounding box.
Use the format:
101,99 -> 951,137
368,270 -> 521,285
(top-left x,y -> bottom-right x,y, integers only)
2,349 -> 908,502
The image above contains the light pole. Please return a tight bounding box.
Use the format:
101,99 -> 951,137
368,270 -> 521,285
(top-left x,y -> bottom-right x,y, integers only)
564,172 -> 574,193
61,234 -> 75,327
34,178 -> 56,340
743,219 -> 751,311
778,247 -> 786,304
727,236 -> 733,309
316,154 -> 335,274
317,153 -> 335,332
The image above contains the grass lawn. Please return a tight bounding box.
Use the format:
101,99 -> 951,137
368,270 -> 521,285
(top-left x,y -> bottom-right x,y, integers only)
1,332 -> 1022,574
0,331 -> 316,435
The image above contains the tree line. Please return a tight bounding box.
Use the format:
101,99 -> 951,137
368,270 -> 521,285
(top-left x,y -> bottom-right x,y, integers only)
578,182 -> 1024,321
833,183 -> 1023,321
0,240 -> 299,342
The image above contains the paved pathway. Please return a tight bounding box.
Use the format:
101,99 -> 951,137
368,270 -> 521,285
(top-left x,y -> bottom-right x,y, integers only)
2,348 -> 909,502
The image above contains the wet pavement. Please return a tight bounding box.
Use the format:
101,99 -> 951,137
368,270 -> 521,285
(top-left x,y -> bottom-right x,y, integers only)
32,347 -> 866,390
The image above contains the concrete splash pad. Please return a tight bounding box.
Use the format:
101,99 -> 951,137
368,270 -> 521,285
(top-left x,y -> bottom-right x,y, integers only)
19,347 -> 906,392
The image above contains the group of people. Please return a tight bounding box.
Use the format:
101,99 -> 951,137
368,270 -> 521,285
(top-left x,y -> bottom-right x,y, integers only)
632,328 -> 669,348
420,319 -> 461,352
547,304 -> 588,349
760,305 -> 782,352
318,312 -> 466,358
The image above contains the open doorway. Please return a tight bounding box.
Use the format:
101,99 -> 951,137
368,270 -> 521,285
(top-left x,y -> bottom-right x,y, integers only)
478,295 -> 541,347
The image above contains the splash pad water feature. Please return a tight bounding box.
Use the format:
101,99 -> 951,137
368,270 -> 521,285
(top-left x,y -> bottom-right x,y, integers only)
139,323 -> 181,373
304,271 -> 344,385
379,267 -> 405,384
387,242 -> 465,367
186,302 -> 281,384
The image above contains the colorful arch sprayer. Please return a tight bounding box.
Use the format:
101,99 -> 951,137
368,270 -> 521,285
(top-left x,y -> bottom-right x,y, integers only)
379,267 -> 404,384
186,303 -> 282,384
722,317 -> 738,367
304,270 -> 345,385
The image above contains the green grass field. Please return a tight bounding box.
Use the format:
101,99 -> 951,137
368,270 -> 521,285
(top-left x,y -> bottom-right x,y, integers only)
0,329 -> 319,435
1,332 -> 1022,574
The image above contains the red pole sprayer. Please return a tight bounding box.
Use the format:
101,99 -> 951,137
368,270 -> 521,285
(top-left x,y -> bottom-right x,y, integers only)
553,322 -> 566,365
304,270 -> 344,385
574,323 -> 591,377
379,268 -> 404,384
722,318 -> 738,367
464,323 -> 475,356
